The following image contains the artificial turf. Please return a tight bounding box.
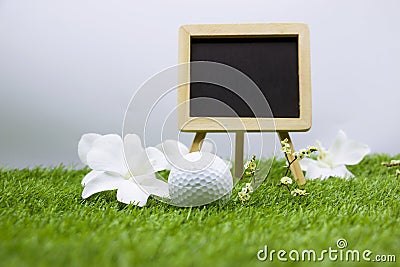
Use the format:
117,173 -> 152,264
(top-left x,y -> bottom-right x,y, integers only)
0,154 -> 399,267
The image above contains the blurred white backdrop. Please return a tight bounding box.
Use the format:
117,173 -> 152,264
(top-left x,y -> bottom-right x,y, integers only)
0,0 -> 399,168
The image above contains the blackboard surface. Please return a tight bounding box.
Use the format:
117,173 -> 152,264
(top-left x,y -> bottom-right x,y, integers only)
190,36 -> 300,118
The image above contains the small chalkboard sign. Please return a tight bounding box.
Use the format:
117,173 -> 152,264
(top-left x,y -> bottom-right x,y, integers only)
190,36 -> 300,118
177,23 -> 312,185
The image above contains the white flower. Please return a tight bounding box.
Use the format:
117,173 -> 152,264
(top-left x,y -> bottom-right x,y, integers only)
299,130 -> 370,180
238,191 -> 251,202
245,183 -> 254,193
78,133 -> 169,207
280,138 -> 292,154
280,176 -> 293,185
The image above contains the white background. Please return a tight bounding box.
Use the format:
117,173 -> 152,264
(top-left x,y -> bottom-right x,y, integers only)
0,0 -> 399,168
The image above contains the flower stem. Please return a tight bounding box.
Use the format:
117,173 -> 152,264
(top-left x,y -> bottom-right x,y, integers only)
284,153 -> 299,177
284,184 -> 290,192
285,168 -> 290,176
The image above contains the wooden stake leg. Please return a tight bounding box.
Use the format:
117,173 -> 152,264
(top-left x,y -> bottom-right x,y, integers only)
235,131 -> 244,178
190,132 -> 206,152
278,132 -> 306,186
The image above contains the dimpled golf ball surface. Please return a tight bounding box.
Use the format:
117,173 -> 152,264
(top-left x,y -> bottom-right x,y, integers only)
168,152 -> 233,207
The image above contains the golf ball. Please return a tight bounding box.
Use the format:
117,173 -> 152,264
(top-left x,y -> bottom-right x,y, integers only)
168,152 -> 233,207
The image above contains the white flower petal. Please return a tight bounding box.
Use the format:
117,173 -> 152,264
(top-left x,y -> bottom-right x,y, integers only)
86,134 -> 128,175
315,140 -> 327,154
134,174 -> 169,198
82,172 -> 125,199
116,180 -> 149,207
329,130 -> 370,166
328,130 -> 347,153
303,160 -> 354,180
330,165 -> 355,179
123,134 -> 145,165
124,134 -> 152,175
123,134 -> 168,175
145,147 -> 168,172
299,158 -> 314,172
303,162 -> 333,180
78,133 -> 102,165
81,170 -> 104,186
128,147 -> 167,176
156,140 -> 189,169
300,158 -> 333,180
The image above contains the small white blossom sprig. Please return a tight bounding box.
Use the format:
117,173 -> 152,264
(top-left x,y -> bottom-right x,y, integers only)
237,155 -> 257,204
381,160 -> 400,167
238,183 -> 254,203
278,176 -> 310,197
291,188 -> 310,196
381,159 -> 400,177
279,139 -> 316,197
280,138 -> 318,177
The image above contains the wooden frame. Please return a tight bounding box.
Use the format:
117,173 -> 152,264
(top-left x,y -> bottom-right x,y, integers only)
178,23 -> 311,132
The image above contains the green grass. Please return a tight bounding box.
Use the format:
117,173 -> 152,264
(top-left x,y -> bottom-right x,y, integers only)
1,154 -> 399,267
